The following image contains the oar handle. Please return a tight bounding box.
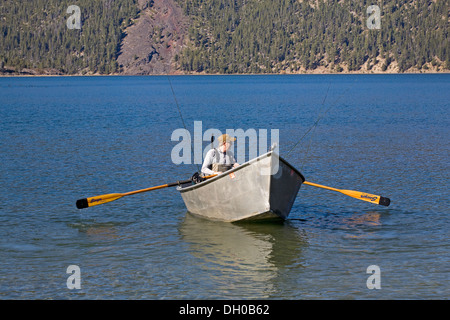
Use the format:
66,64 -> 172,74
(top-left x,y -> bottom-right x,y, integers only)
125,174 -> 217,196
123,179 -> 191,196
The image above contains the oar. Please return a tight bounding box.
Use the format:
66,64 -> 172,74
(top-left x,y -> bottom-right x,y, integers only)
303,181 -> 390,206
76,174 -> 217,209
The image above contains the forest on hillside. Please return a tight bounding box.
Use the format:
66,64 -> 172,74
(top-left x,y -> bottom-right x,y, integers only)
0,0 -> 139,74
175,0 -> 449,73
0,0 -> 448,75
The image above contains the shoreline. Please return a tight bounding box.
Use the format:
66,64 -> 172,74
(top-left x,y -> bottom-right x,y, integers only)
1,71 -> 449,77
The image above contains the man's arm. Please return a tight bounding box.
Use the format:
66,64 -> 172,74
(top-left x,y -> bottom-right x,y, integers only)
201,149 -> 215,175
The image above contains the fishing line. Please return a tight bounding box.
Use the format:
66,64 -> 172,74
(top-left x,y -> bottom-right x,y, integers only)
285,83 -> 331,158
299,83 -> 331,170
167,76 -> 188,133
167,76 -> 201,172
285,80 -> 356,165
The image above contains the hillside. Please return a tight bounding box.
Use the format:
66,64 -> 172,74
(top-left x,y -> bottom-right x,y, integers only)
175,0 -> 449,74
0,0 -> 139,75
0,0 -> 448,75
117,0 -> 189,74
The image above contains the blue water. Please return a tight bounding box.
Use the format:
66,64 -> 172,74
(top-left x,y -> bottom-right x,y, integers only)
0,74 -> 448,299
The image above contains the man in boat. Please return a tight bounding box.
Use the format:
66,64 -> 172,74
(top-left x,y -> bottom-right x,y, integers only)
201,134 -> 239,175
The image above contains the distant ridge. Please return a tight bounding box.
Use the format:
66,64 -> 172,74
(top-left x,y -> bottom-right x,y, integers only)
0,0 -> 448,75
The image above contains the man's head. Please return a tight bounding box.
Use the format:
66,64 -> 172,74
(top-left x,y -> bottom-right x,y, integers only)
217,134 -> 236,151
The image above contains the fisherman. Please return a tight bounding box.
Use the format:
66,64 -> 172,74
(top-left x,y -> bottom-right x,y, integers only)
201,134 -> 239,175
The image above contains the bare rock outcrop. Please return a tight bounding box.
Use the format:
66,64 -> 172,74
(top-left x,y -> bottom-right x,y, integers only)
117,0 -> 188,75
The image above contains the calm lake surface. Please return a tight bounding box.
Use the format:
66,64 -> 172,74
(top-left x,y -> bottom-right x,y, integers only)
0,74 -> 448,300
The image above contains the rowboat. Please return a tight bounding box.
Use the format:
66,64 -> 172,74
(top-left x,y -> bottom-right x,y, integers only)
177,151 -> 305,222
76,145 -> 390,216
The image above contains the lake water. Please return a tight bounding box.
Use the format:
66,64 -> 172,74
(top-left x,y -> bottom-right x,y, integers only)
0,74 -> 448,300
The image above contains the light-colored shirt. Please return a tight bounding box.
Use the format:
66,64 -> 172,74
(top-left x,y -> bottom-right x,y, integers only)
201,148 -> 236,175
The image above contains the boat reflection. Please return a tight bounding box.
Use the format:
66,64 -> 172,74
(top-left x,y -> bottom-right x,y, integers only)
178,213 -> 308,298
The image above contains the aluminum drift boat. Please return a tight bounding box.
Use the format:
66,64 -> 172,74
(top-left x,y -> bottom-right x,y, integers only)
177,151 -> 305,222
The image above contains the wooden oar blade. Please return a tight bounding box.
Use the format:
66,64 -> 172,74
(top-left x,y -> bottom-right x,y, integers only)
76,193 -> 123,209
342,190 -> 390,206
75,173 -> 217,210
303,181 -> 390,207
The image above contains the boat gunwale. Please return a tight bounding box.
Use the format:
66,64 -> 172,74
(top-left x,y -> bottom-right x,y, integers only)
178,151 -> 305,193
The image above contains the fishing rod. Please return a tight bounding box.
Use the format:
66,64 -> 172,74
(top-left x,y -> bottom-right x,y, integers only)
76,77 -> 206,210
286,80 -> 391,206
286,81 -> 352,158
167,76 -> 201,172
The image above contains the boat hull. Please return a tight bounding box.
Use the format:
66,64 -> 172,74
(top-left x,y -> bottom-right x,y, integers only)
177,152 -> 305,222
